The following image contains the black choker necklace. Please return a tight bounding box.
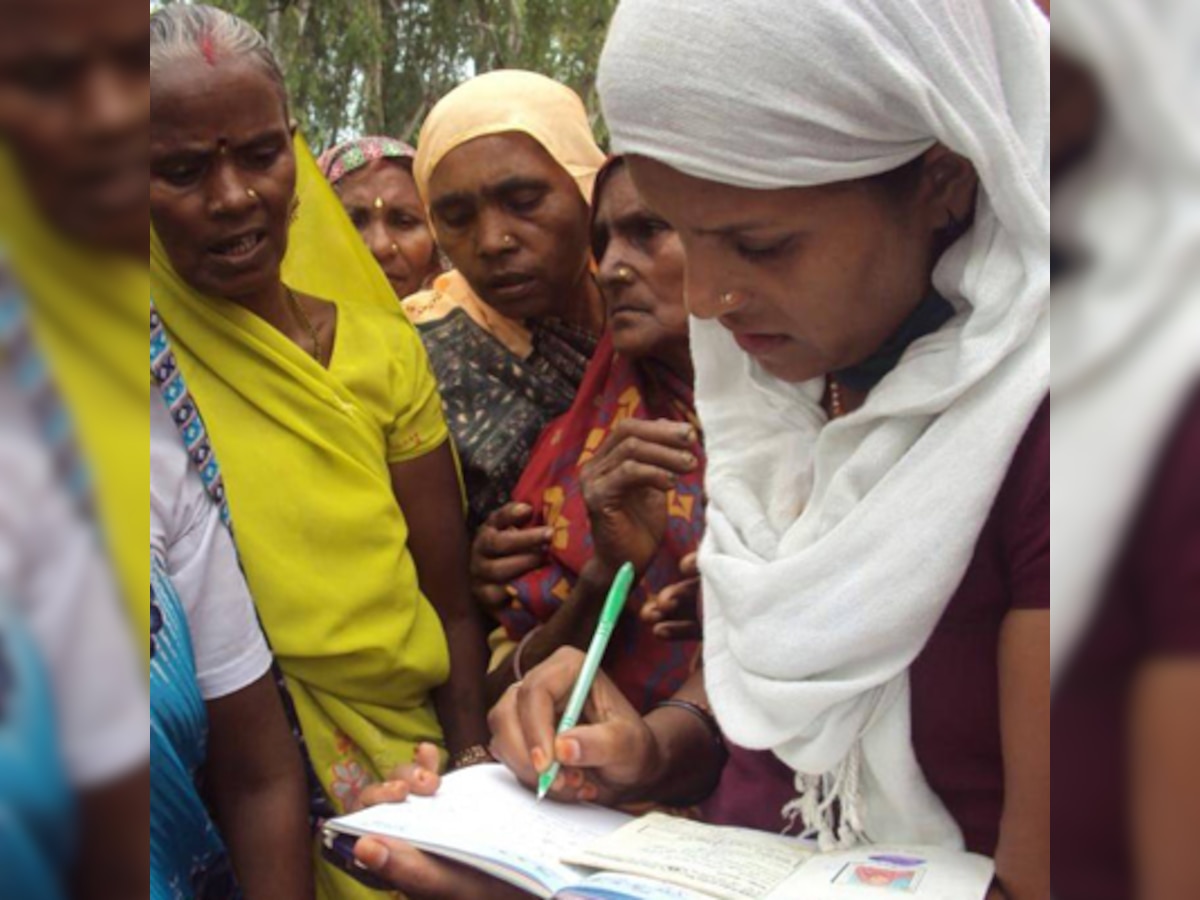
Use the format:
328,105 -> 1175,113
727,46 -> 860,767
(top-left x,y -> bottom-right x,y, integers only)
834,291 -> 955,393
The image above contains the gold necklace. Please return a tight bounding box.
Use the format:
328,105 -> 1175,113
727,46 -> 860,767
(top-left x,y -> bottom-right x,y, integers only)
284,285 -> 322,363
827,375 -> 846,419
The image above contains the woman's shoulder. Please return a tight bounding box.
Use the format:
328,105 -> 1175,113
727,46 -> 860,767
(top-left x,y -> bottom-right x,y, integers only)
401,272 -> 467,325
338,295 -> 432,360
989,396 -> 1050,609
1000,396 -> 1050,514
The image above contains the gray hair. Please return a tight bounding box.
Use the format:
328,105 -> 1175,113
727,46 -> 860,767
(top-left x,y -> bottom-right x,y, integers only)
150,4 -> 290,117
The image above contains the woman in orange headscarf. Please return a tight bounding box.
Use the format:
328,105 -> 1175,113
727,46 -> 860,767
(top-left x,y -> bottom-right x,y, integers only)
404,70 -> 607,530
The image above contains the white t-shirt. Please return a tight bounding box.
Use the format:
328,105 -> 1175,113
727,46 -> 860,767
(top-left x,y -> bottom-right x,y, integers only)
150,389 -> 271,701
0,383 -> 149,787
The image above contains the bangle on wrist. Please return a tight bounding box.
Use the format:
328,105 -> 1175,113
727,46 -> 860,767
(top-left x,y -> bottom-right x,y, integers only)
511,625 -> 544,683
653,698 -> 726,755
649,698 -> 727,808
450,744 -> 494,771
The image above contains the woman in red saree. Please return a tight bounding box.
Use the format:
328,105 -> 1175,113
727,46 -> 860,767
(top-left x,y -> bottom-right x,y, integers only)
476,158 -> 704,713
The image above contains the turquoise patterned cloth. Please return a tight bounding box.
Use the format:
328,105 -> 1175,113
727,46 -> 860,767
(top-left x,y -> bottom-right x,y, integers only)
150,557 -> 241,900
0,607 -> 75,900
151,304 -> 230,529
0,256 -> 92,513
151,303 -> 241,899
1,256 -> 77,900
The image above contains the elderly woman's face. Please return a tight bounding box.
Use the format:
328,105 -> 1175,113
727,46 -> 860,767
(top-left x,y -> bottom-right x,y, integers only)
592,165 -> 690,372
427,132 -> 592,320
336,158 -> 438,301
149,58 -> 295,302
627,154 -> 970,384
0,0 -> 147,257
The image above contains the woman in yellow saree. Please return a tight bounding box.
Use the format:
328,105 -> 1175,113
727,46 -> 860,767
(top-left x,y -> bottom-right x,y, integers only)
149,7 -> 490,898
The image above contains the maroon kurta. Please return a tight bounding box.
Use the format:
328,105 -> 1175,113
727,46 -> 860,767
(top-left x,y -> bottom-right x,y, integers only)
703,399 -> 1050,855
1053,387 -> 1200,900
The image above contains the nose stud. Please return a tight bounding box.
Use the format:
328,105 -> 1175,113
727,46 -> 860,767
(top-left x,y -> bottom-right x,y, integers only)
373,197 -> 385,210
246,187 -> 258,199
719,291 -> 739,307
614,265 -> 634,284
501,234 -> 516,248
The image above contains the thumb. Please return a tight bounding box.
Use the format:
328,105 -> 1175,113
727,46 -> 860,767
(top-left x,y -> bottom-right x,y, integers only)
495,502 -> 534,529
556,721 -> 627,770
353,837 -> 446,898
414,741 -> 442,774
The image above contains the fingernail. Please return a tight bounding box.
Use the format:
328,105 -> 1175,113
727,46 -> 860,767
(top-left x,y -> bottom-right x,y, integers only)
357,840 -> 388,870
531,746 -> 548,772
684,453 -> 697,467
557,737 -> 581,765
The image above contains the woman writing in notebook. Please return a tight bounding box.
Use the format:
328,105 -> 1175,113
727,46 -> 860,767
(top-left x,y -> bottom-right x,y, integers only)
353,2 -> 1049,899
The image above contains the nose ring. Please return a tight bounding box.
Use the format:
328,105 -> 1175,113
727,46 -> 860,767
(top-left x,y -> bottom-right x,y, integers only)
719,291 -> 739,307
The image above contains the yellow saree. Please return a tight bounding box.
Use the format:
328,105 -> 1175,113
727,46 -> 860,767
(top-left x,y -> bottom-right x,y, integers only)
0,148 -> 148,644
151,138 -> 451,899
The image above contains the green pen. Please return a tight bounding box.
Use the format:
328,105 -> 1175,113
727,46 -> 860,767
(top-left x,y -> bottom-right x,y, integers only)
537,561 -> 636,801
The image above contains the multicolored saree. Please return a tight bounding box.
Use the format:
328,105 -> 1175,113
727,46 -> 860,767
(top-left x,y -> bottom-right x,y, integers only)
498,332 -> 704,712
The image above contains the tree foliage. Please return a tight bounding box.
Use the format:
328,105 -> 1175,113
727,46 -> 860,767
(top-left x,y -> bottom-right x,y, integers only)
158,0 -> 617,152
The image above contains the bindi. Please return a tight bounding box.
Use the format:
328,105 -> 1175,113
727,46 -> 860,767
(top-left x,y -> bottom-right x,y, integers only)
199,32 -> 218,65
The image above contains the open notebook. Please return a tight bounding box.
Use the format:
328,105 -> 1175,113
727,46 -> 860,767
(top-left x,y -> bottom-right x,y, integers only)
323,765 -> 994,899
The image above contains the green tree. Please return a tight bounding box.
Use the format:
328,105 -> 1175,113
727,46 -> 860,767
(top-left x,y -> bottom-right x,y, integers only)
157,0 -> 616,152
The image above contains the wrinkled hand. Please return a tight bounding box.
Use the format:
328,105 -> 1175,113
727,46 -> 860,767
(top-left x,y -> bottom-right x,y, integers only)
347,742 -> 442,813
641,551 -> 702,642
469,503 -> 553,614
348,743 -> 533,899
581,419 -> 699,577
487,647 -> 662,807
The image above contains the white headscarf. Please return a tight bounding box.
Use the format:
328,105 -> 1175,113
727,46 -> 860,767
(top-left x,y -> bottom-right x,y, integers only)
1050,0 -> 1200,686
599,0 -> 1049,849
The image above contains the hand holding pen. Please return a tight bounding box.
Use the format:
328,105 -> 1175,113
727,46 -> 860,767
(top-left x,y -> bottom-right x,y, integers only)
487,562 -> 663,806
